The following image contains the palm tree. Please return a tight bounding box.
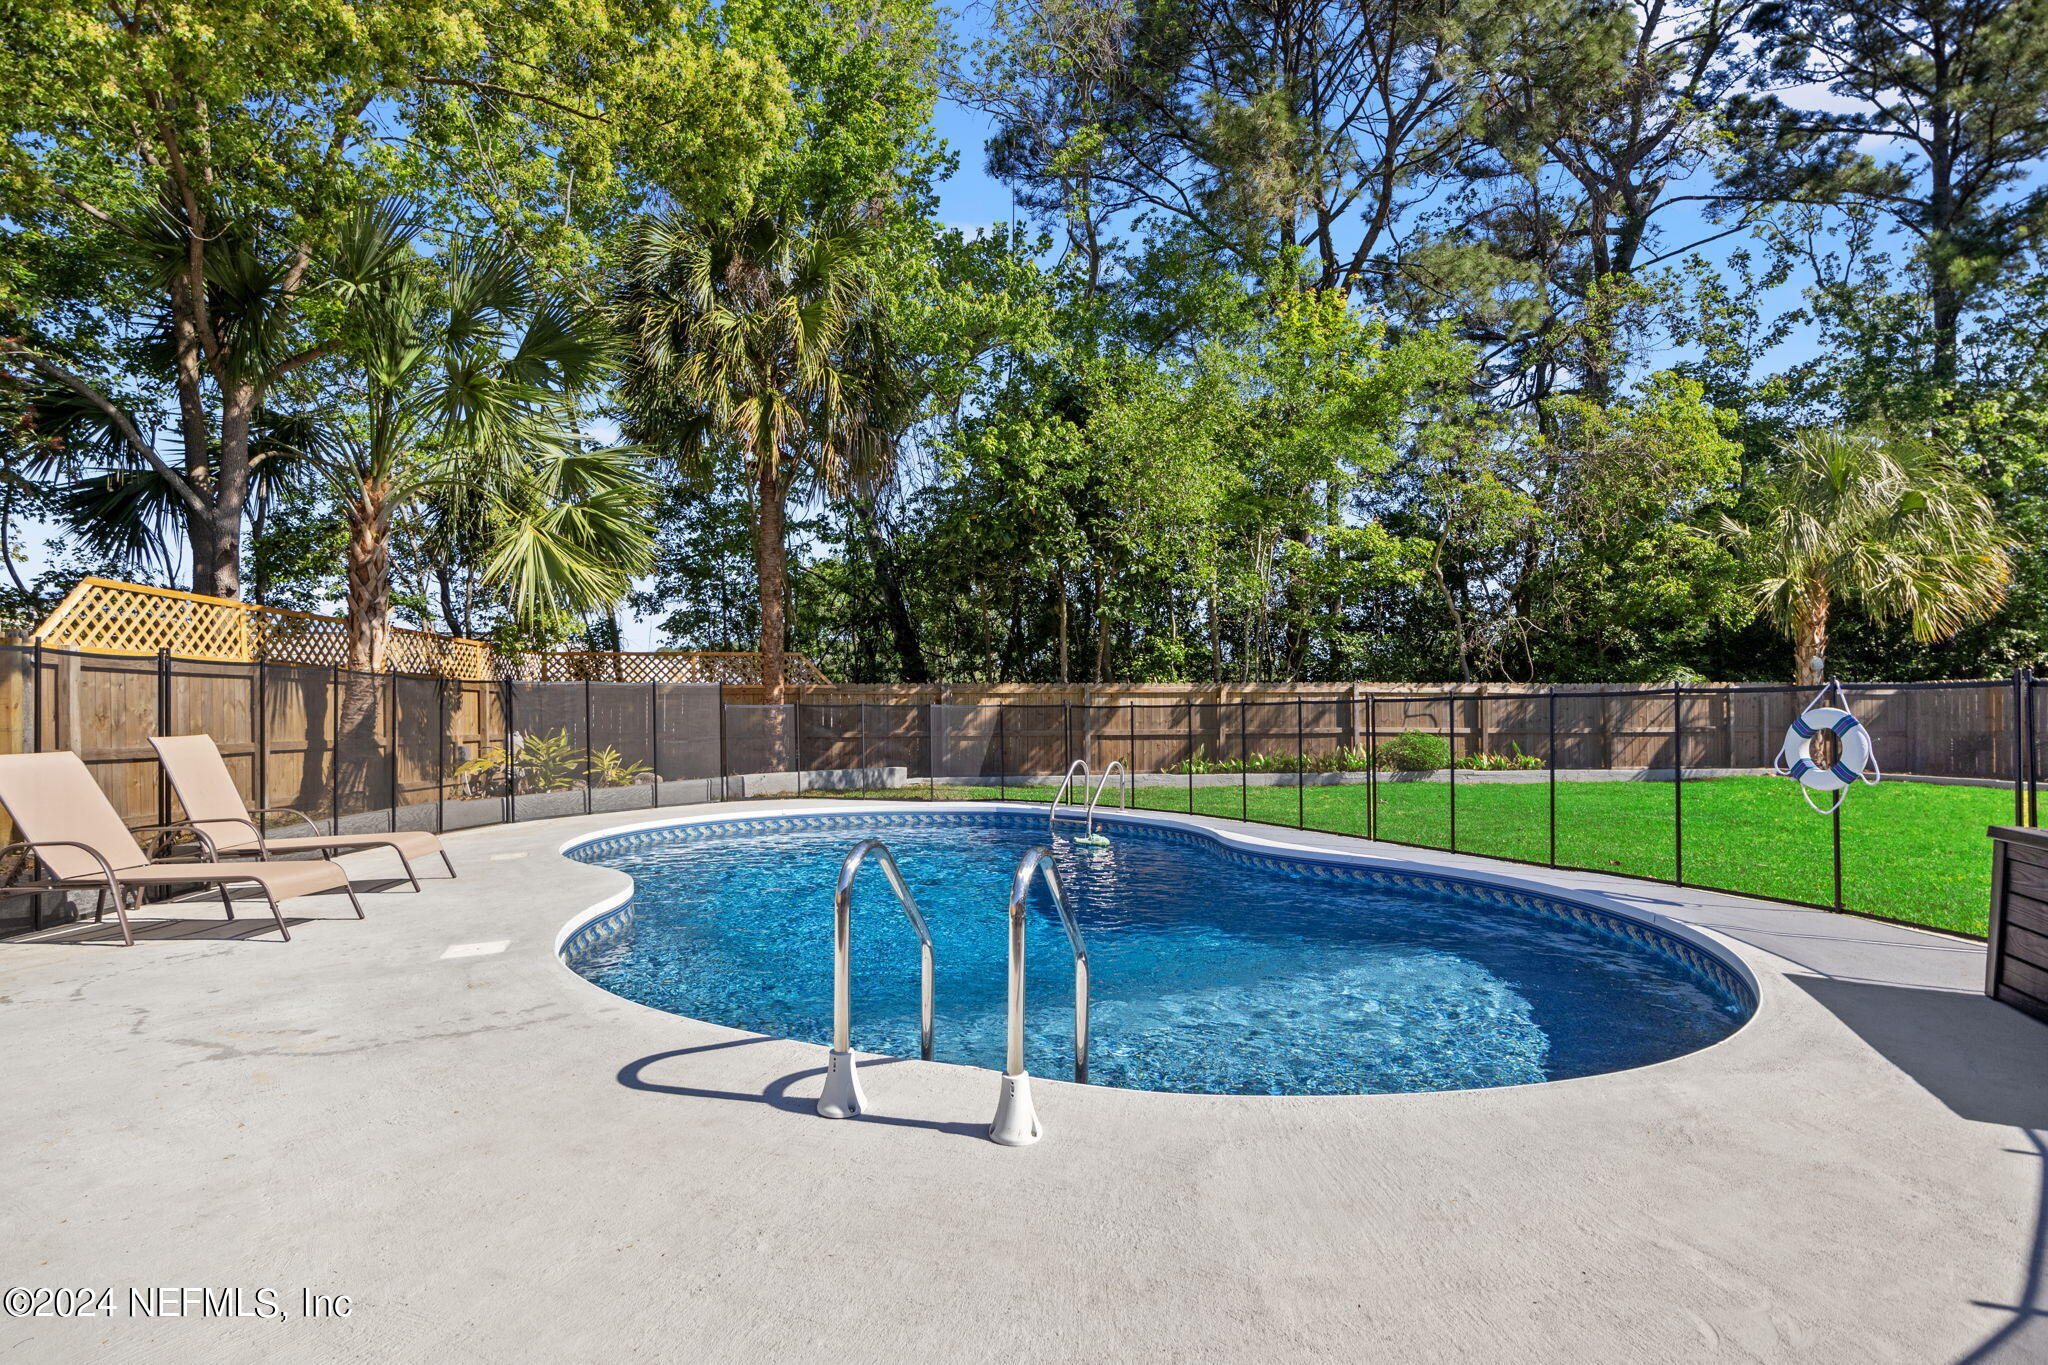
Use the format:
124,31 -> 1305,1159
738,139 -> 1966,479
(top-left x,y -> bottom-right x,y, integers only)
321,236 -> 654,672
1745,427 -> 2014,685
613,209 -> 901,702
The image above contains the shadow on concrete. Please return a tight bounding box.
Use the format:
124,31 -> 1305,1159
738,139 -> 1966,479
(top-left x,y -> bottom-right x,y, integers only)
618,1038 -> 988,1140
0,883 -> 379,946
1792,977 -> 2048,1363
0,916 -> 311,945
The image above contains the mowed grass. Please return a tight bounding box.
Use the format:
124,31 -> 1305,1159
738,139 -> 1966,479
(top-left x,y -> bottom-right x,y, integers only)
823,775 -> 2004,937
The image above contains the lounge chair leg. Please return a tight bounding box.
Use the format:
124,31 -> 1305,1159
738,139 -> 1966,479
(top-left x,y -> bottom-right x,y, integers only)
112,886 -> 136,947
94,886 -> 106,922
218,884 -> 236,920
264,891 -> 290,942
398,852 -> 421,892
344,882 -> 366,919
439,850 -> 456,879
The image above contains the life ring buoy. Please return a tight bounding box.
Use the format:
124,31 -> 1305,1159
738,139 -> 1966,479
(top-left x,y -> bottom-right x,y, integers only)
1777,706 -> 1874,792
1773,698 -> 1881,814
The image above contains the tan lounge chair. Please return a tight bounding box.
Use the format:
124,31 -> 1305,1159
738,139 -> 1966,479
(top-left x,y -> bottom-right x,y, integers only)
149,734 -> 455,891
0,751 -> 360,945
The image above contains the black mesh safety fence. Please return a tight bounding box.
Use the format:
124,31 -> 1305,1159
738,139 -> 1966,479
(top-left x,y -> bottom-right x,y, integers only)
0,640 -> 2035,941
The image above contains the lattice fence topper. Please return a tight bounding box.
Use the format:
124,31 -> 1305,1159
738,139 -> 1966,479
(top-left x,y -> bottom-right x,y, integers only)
497,649 -> 831,686
1772,680 -> 1882,814
27,577 -> 828,685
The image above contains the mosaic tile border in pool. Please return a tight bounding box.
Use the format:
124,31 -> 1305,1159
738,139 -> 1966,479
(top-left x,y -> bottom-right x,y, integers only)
564,810 -> 1757,1013
560,900 -> 637,964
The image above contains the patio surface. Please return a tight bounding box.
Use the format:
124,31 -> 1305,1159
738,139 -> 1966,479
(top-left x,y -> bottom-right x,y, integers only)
3,800 -> 2044,1363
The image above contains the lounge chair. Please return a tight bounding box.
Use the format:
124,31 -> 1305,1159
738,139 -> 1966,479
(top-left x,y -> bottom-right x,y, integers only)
0,751 -> 360,945
149,734 -> 455,891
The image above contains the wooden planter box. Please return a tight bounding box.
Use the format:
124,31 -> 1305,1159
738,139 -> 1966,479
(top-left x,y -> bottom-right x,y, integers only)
1986,825 -> 2048,1025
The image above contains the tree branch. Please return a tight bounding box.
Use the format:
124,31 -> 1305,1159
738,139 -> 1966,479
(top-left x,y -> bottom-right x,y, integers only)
1,344 -> 209,515
418,75 -> 607,123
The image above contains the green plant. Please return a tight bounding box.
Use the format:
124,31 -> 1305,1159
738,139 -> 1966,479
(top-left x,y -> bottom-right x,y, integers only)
1373,731 -> 1452,772
1457,745 -> 1545,772
1165,745 -> 1378,776
586,745 -> 654,788
1737,427 -> 2014,684
453,729 -> 590,795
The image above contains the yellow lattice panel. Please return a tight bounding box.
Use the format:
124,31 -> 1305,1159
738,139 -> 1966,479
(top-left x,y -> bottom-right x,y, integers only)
30,578 -> 827,685
500,650 -> 829,685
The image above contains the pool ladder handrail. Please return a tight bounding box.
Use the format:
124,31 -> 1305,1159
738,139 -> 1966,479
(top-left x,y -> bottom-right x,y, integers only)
816,838 -> 936,1120
1047,759 -> 1090,830
1082,760 -> 1127,836
988,846 -> 1091,1147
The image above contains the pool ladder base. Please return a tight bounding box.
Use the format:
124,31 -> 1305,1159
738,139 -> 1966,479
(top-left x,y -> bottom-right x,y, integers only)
818,1048 -> 868,1120
988,1071 -> 1042,1146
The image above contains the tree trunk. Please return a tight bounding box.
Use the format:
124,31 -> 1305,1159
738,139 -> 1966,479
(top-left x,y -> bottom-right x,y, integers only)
166,279 -> 227,596
858,504 -> 929,682
1055,567 -> 1070,685
754,461 -> 788,705
1092,567 -> 1111,682
1208,579 -> 1223,683
1792,582 -> 1830,687
344,479 -> 394,674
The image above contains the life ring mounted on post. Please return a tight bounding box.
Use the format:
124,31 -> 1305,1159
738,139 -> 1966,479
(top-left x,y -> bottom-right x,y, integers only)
1773,682 -> 1881,814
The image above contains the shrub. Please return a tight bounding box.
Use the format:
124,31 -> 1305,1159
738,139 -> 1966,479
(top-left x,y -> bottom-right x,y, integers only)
1165,745 -> 1376,776
1373,731 -> 1451,772
1457,746 -> 1545,771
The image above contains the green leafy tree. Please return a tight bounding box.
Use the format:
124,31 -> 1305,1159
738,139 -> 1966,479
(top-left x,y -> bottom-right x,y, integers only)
319,233 -> 652,672
615,210 -> 900,701
1729,0 -> 2048,393
0,0 -> 788,596
1739,427 -> 2014,684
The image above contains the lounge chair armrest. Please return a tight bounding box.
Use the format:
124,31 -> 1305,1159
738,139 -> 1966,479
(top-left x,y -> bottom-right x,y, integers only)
0,838 -> 125,889
130,819 -> 249,861
250,805 -> 326,839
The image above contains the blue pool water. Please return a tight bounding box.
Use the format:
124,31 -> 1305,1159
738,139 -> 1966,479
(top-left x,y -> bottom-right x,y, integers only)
566,812 -> 1752,1096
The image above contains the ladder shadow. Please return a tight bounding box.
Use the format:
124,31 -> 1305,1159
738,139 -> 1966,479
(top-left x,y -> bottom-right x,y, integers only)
616,1037 -> 988,1139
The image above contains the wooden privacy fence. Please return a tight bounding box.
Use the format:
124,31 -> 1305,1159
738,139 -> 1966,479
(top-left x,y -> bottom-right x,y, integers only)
30,578 -> 828,685
0,646 -> 2034,940
754,680 -> 2026,781
1,653 -> 2030,835
0,645 -> 737,838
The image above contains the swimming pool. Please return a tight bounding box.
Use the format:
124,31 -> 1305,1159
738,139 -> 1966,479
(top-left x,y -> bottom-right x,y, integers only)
562,809 -> 1754,1096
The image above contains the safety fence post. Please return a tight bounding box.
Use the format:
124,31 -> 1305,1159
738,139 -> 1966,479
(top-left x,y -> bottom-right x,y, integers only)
157,649 -> 173,829
2027,668 -> 2040,827
1672,680 -> 1684,887
1547,689 -> 1558,867
1238,697 -> 1248,823
1843,679 -> 1859,912
716,686 -> 729,803
434,674 -> 446,833
648,680 -> 661,810
1296,696 -> 1305,829
1365,692 -> 1377,843
1447,690 -> 1458,852
2016,667 -> 2032,827
388,668 -> 399,833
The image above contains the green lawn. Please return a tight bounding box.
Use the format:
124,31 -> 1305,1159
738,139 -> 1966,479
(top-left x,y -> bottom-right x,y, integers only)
818,774 -> 2004,937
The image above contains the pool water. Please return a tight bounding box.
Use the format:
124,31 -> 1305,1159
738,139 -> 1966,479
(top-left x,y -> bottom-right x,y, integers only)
567,812 -> 1751,1096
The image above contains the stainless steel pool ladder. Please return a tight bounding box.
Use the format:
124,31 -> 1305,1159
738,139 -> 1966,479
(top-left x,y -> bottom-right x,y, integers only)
816,838 -> 936,1120
1048,760 -> 1126,839
988,846 -> 1091,1147
1047,759 -> 1090,829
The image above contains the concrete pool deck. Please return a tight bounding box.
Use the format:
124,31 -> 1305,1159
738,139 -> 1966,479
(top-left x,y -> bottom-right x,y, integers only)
3,799 -> 2044,1363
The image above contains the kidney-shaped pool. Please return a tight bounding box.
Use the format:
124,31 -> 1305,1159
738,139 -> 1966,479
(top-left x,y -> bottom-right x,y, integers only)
561,809 -> 1754,1096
